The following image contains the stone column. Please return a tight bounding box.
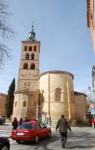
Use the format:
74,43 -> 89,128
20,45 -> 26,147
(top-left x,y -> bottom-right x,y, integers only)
48,73 -> 51,125
67,75 -> 71,120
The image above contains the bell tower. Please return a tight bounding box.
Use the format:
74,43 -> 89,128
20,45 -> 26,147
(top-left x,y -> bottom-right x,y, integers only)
13,26 -> 41,119
17,26 -> 40,91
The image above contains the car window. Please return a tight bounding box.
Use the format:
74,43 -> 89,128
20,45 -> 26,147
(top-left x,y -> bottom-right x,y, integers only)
39,122 -> 45,128
36,123 -> 41,129
19,123 -> 34,129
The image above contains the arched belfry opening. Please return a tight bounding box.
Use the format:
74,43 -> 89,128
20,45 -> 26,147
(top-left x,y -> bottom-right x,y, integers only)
23,63 -> 28,69
30,63 -> 35,69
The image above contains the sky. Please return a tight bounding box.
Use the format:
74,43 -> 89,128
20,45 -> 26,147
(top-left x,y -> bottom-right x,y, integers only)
0,0 -> 95,95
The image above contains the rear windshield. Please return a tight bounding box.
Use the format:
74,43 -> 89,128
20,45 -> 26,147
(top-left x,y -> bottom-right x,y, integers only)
19,123 -> 34,129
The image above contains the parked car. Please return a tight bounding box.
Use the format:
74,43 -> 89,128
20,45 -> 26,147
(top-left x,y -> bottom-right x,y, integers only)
0,116 -> 6,125
10,118 -> 51,143
0,137 -> 10,150
0,116 -> 3,125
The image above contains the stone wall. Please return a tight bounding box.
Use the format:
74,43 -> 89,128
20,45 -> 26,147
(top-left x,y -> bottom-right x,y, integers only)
13,90 -> 40,120
40,70 -> 76,126
0,93 -> 6,117
17,41 -> 40,91
74,91 -> 87,122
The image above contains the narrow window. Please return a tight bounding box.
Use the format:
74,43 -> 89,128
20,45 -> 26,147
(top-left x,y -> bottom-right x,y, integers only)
31,53 -> 34,60
34,46 -> 36,51
24,46 -> 27,51
28,82 -> 31,87
24,82 -> 27,88
15,101 -> 17,107
23,101 -> 26,107
25,53 -> 29,60
55,88 -> 62,102
23,63 -> 28,69
30,63 -> 35,69
29,46 -> 32,51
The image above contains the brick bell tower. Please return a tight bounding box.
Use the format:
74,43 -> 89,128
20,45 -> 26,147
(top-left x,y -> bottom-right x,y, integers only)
13,26 -> 41,119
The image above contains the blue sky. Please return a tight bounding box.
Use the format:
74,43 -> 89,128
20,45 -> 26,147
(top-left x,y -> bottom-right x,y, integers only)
0,0 -> 95,94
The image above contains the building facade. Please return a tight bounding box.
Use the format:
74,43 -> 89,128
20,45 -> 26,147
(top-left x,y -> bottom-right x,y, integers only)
87,0 -> 95,51
0,93 -> 7,117
40,71 -> 76,126
74,92 -> 87,122
13,26 -> 41,119
13,27 -> 87,126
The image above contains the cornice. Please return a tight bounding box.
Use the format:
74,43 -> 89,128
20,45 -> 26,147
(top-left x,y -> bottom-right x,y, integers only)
40,70 -> 74,79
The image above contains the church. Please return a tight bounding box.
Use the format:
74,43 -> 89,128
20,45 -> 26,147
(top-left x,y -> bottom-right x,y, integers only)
12,26 -> 87,126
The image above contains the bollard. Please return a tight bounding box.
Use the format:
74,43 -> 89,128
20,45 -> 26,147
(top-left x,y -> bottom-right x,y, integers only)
46,117 -> 49,125
91,118 -> 94,128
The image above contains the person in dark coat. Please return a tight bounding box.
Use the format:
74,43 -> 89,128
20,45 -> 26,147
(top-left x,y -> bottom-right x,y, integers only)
12,117 -> 18,130
56,115 -> 71,148
18,118 -> 23,126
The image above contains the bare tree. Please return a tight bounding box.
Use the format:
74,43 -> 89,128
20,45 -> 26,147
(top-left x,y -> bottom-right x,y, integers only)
0,0 -> 15,69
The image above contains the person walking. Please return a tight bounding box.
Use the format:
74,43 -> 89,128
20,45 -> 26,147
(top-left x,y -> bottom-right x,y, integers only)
12,117 -> 18,130
56,115 -> 71,148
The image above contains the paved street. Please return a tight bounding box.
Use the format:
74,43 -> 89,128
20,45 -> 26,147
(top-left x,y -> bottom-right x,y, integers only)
0,123 -> 95,150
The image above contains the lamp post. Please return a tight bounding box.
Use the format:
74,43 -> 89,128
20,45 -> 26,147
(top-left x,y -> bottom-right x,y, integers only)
35,105 -> 41,120
88,65 -> 95,101
88,86 -> 95,102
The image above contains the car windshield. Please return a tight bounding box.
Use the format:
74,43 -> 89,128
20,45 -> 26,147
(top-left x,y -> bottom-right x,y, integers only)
19,123 -> 34,129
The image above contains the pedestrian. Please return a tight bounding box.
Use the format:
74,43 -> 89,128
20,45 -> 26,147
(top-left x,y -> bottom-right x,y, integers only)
24,116 -> 29,122
56,115 -> 71,148
18,118 -> 23,126
12,117 -> 18,130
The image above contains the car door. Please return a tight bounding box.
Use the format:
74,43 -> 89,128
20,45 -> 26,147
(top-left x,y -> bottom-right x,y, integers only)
36,123 -> 43,138
39,122 -> 47,137
27,123 -> 35,137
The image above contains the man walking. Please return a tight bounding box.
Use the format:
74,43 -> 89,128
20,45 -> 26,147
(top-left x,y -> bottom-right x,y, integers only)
56,115 -> 71,148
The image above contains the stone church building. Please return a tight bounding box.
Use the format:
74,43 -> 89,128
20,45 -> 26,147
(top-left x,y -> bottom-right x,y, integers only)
12,27 -> 87,126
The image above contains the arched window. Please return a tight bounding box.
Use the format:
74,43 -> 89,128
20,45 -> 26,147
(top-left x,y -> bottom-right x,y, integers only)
15,101 -> 17,107
31,53 -> 34,60
34,46 -> 36,51
29,46 -> 32,51
55,88 -> 62,102
30,63 -> 35,69
24,46 -> 27,51
25,53 -> 29,60
23,63 -> 28,69
23,101 -> 26,107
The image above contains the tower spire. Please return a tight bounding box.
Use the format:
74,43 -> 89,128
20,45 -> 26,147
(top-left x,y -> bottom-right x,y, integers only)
27,22 -> 36,41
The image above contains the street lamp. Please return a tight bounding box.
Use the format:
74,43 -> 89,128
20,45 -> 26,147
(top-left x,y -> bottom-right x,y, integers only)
88,86 -> 95,102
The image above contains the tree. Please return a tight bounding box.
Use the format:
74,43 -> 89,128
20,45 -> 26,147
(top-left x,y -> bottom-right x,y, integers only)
5,78 -> 15,120
0,0 -> 15,69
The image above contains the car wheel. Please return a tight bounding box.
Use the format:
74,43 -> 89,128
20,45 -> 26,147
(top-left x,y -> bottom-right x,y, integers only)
34,135 -> 39,144
1,145 -> 9,150
47,131 -> 51,138
16,140 -> 21,144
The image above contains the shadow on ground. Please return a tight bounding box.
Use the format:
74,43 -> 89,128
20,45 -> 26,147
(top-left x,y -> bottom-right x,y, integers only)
16,134 -> 59,150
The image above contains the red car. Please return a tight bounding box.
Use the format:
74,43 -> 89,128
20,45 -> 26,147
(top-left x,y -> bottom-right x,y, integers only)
10,118 -> 51,143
